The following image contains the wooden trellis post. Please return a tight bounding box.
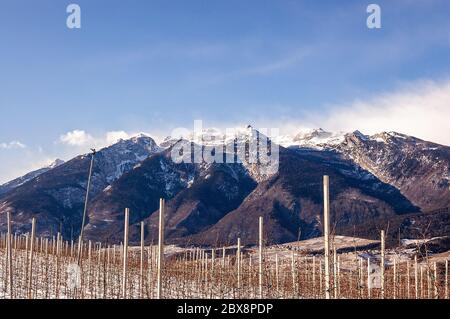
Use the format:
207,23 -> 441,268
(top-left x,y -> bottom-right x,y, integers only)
445,260 -> 448,299
291,251 -> 296,298
333,248 -> 338,299
367,257 -> 371,298
222,247 -> 226,268
6,211 -> 13,298
393,258 -> 397,299
55,232 -> 61,298
139,221 -> 144,299
211,249 -> 215,276
275,254 -> 279,294
24,233 -> 29,287
87,240 -> 92,293
319,259 -> 323,296
337,255 -> 341,298
237,238 -> 241,290
415,255 -> 419,299
359,257 -> 363,298
380,230 -> 385,299
258,216 -> 263,299
248,255 -> 252,289
122,208 -> 129,299
157,198 -> 165,299
434,262 -> 438,299
312,255 -> 316,297
27,218 -> 36,299
407,260 -> 411,298
323,175 -> 331,299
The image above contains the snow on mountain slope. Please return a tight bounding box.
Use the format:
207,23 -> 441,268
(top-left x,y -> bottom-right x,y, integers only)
0,134 -> 161,237
275,128 -> 346,148
334,131 -> 450,211
274,128 -> 449,211
161,125 -> 279,182
0,159 -> 65,197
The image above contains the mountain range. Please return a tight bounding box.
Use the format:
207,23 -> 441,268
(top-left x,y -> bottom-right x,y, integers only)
0,127 -> 448,247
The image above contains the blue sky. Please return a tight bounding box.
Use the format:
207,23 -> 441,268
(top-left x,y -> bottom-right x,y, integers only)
1,0 -> 450,183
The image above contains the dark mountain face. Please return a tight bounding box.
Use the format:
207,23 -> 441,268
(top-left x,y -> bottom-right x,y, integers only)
0,136 -> 159,238
334,131 -> 450,211
138,162 -> 257,244
83,149 -> 198,242
177,147 -> 419,246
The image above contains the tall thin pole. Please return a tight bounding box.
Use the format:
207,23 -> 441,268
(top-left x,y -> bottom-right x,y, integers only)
122,208 -> 129,299
323,175 -> 331,299
434,262 -> 438,299
211,249 -> 215,276
77,149 -> 95,264
27,218 -> 36,299
275,254 -> 279,295
139,221 -> 145,299
393,258 -> 397,299
380,230 -> 385,299
258,216 -> 263,299
291,251 -> 296,298
6,211 -> 13,298
415,255 -> 419,299
312,255 -> 316,297
420,265 -> 424,298
407,260 -> 411,298
367,258 -> 371,299
445,260 -> 448,299
157,198 -> 165,299
333,247 -> 338,299
237,238 -> 241,291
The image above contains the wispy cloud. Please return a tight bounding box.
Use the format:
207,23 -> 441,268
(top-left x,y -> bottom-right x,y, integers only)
192,48 -> 312,86
0,141 -> 26,150
236,49 -> 312,77
59,130 -> 134,149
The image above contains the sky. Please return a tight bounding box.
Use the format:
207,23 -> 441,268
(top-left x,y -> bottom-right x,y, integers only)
1,0 -> 450,183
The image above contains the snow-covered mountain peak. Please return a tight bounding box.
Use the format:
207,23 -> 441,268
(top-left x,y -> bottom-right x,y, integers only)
369,131 -> 409,143
161,125 -> 262,148
278,128 -> 347,148
103,134 -> 161,155
48,159 -> 65,169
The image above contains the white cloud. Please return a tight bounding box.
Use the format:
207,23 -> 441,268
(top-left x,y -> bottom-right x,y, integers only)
0,141 -> 26,150
59,130 -> 142,149
105,131 -> 132,145
59,130 -> 94,146
237,79 -> 450,146
317,79 -> 450,146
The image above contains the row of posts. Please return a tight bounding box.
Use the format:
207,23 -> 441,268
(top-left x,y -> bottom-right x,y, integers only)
2,175 -> 448,299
